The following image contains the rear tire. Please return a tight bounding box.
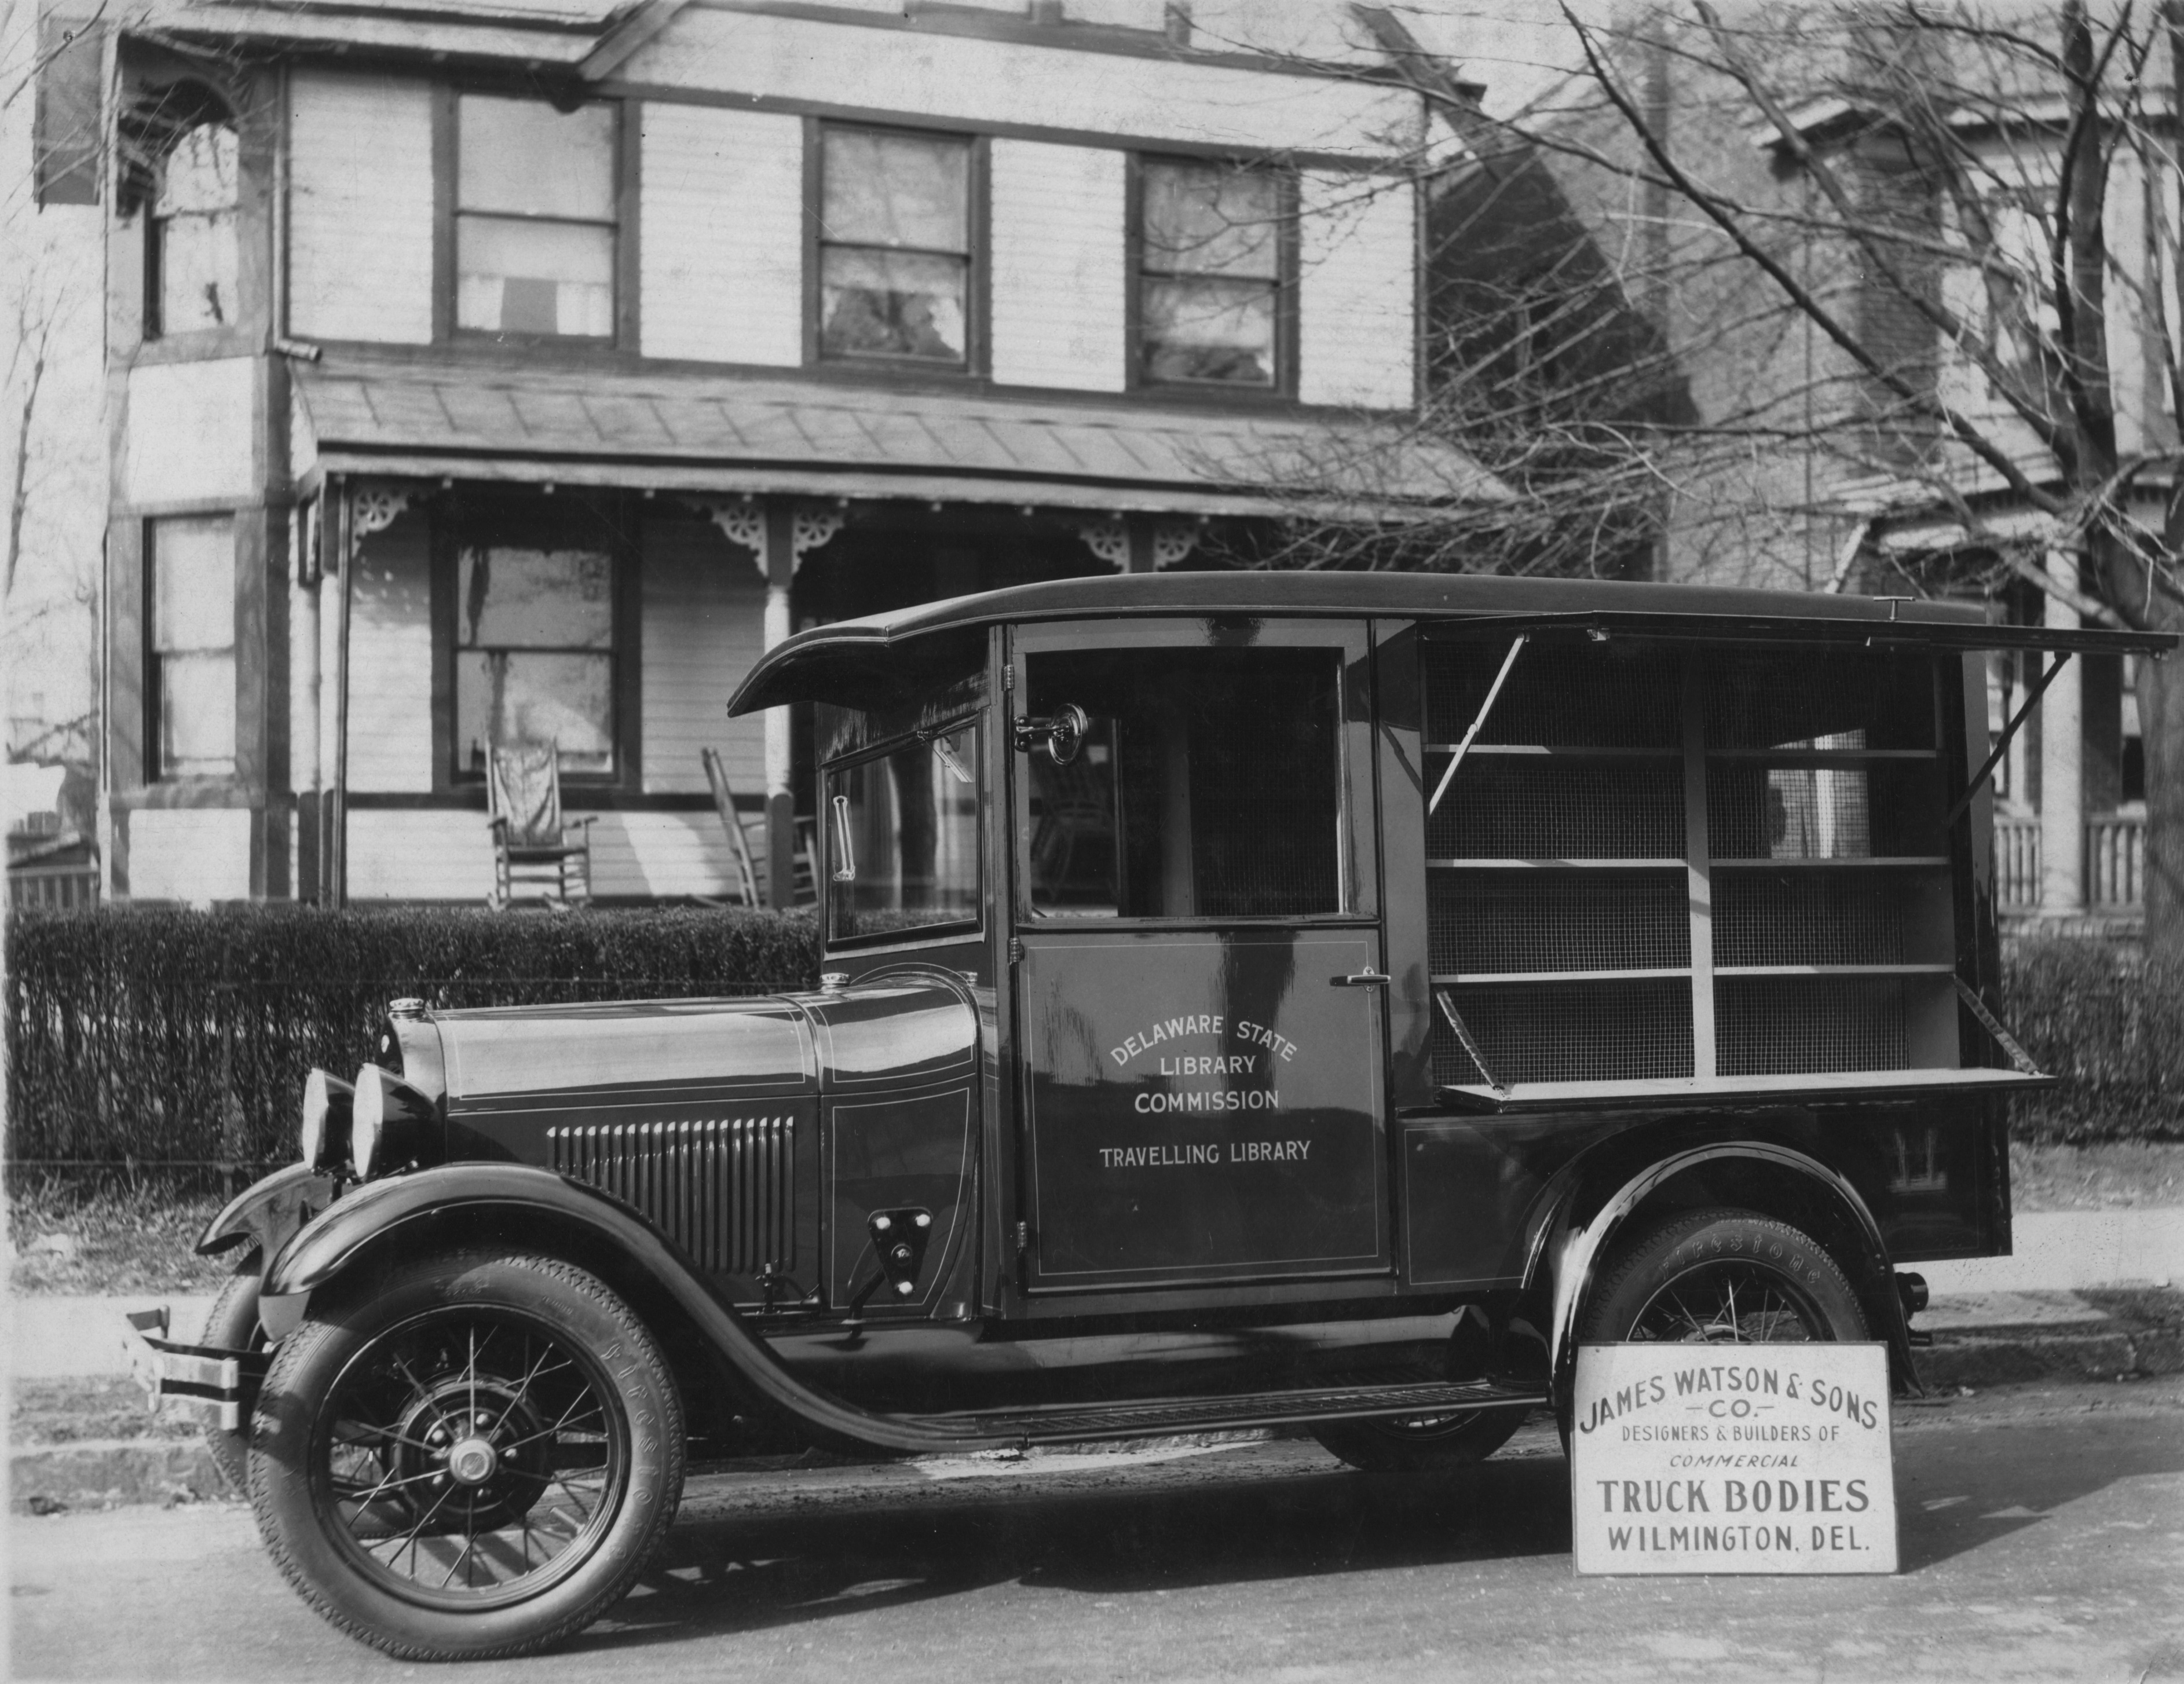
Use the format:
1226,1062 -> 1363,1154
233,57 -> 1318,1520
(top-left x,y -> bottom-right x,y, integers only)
200,1250 -> 266,1495
248,1251 -> 683,1662
1312,1408 -> 1525,1473
1579,1208 -> 1870,1348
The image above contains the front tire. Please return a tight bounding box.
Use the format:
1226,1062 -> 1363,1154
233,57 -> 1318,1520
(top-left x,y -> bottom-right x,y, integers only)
1579,1208 -> 1870,1348
200,1250 -> 266,1495
248,1252 -> 684,1662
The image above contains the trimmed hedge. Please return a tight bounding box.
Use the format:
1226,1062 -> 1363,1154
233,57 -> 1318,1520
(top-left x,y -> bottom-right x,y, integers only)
2001,939 -> 2184,1144
5,905 -> 820,1178
5,910 -> 2178,1181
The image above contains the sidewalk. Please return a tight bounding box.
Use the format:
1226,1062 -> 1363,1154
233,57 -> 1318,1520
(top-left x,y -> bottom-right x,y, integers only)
10,1209 -> 2182,1514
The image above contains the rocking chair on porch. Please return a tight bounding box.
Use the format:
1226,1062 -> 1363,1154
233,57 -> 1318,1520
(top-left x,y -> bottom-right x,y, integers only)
486,742 -> 594,909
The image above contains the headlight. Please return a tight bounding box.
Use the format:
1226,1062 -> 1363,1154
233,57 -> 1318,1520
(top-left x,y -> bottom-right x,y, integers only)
299,1069 -> 354,1170
351,1064 -> 437,1180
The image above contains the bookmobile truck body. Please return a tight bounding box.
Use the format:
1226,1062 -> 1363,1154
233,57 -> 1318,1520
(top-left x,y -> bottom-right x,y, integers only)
129,571 -> 2171,1658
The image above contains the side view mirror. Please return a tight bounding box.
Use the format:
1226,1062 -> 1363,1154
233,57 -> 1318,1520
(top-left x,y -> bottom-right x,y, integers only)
1014,702 -> 1090,767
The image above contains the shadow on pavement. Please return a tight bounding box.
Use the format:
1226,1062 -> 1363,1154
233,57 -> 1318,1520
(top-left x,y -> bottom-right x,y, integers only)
575,1446 -> 1572,1654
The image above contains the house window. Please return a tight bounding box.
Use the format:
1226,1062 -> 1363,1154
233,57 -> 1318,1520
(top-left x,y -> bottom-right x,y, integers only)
150,117 -> 239,334
148,515 -> 236,778
453,543 -> 616,776
1139,158 -> 1283,387
456,96 -> 617,340
818,126 -> 972,365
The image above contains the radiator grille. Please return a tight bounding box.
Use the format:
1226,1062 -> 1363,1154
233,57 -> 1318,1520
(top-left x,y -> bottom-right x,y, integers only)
1433,980 -> 1694,1086
1715,978 -> 1911,1075
1422,642 -> 1682,748
1430,762 -> 1684,859
548,1117 -> 796,1277
1431,870 -> 1689,974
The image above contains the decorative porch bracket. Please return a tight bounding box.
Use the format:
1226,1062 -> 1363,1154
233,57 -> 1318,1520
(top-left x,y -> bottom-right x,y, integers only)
1075,515 -> 1202,573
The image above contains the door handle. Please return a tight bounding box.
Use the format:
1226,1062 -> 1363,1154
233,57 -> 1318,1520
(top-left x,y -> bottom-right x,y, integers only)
1331,970 -> 1392,988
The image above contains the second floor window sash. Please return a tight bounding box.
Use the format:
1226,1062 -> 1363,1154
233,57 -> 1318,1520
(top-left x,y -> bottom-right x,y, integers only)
1140,158 -> 1282,388
819,127 -> 972,366
455,95 -> 618,341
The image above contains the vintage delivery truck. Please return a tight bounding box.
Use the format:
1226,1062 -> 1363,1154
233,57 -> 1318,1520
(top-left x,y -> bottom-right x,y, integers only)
129,570 -> 2170,1658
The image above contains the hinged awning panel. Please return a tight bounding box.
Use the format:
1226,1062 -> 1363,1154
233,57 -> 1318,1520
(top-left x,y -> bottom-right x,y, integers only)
1433,1067 -> 2056,1116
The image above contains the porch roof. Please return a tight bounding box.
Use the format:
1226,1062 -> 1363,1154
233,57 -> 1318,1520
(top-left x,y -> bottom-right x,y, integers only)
290,357 -> 1505,521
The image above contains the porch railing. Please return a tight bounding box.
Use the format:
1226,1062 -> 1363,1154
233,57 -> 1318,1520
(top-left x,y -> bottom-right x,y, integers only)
2087,813 -> 2145,911
1990,812 -> 2144,913
8,862 -> 100,909
1994,814 -> 2040,912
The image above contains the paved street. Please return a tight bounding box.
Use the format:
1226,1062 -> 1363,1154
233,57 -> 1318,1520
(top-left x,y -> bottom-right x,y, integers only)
9,1378 -> 2182,1683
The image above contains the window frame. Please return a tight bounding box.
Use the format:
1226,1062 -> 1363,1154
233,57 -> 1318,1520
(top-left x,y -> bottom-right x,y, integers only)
440,87 -> 630,350
1008,618 -> 1377,932
142,105 -> 243,342
821,714 -> 988,950
1126,152 -> 1298,400
807,119 -> 988,378
143,513 -> 239,782
435,494 -> 641,792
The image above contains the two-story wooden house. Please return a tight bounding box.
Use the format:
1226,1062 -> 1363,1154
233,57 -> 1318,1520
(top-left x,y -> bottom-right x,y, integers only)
86,0 -> 1492,906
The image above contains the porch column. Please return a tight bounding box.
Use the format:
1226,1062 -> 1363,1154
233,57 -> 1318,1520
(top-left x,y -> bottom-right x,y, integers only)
2039,557 -> 2086,918
288,500 -> 321,900
753,499 -> 842,907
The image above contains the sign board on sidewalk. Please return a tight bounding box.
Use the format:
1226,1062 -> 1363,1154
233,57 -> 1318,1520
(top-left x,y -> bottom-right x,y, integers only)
1571,1342 -> 1898,1575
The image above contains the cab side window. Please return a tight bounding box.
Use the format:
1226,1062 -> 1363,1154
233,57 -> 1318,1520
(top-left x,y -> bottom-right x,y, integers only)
1025,647 -> 1342,918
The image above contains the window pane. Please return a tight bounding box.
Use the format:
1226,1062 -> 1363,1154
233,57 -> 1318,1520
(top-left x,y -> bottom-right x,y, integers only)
820,247 -> 967,361
456,215 -> 614,337
153,517 -> 235,653
458,96 -> 615,221
155,123 -> 237,217
159,210 -> 240,331
456,546 -> 613,650
455,651 -> 614,774
1143,276 -> 1275,385
161,652 -> 236,775
1143,161 -> 1279,279
826,724 -> 982,941
822,129 -> 969,252
1026,648 -> 1341,918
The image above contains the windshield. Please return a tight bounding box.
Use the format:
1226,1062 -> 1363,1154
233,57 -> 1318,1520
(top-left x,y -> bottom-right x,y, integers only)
824,722 -> 982,943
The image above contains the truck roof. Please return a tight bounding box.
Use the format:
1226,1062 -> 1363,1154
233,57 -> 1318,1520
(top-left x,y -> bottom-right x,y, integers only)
727,568 -> 2174,715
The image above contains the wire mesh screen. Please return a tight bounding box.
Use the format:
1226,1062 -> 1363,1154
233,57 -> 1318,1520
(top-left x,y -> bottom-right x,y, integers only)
1713,870 -> 1949,967
1431,762 -> 1684,858
1422,642 -> 1682,748
1707,762 -> 1942,858
1715,976 -> 1914,1074
1705,649 -> 1937,750
1431,870 -> 1690,973
1433,980 -> 1695,1085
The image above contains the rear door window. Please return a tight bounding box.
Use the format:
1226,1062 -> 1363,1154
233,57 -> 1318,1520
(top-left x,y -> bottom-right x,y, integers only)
825,722 -> 981,943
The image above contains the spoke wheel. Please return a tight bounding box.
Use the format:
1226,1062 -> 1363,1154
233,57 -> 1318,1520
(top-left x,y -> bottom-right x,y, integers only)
1581,1208 -> 1870,1350
250,1253 -> 683,1661
200,1250 -> 267,1494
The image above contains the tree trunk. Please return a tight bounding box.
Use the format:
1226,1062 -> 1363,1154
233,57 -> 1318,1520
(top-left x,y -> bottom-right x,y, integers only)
2136,618 -> 2184,965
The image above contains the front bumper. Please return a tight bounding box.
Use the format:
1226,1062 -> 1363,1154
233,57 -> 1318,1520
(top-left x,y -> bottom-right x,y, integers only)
120,1307 -> 267,1432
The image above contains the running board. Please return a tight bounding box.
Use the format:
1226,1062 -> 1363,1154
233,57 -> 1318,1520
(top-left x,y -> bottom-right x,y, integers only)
898,1377 -> 1545,1448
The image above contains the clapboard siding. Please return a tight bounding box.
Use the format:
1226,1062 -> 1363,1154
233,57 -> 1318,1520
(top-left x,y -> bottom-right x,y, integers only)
289,72 -> 435,344
123,360 -> 255,507
1298,171 -> 1415,411
640,105 -> 803,366
990,141 -> 1126,392
346,519 -> 434,793
347,809 -> 492,901
641,519 -> 766,795
622,12 -> 1419,159
346,808 -> 737,900
127,808 -> 253,903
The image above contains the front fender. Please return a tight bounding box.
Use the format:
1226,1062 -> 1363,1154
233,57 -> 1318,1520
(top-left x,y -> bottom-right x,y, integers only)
196,1162 -> 341,1261
261,1162 -> 1014,1456
1530,1140 -> 1915,1415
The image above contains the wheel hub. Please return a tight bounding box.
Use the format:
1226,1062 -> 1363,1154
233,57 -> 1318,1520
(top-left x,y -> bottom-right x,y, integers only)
445,1436 -> 499,1487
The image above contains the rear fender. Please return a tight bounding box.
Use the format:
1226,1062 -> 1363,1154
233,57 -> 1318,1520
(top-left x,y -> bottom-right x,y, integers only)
196,1162 -> 341,1262
261,1162 -> 1014,1455
1524,1141 -> 1916,1419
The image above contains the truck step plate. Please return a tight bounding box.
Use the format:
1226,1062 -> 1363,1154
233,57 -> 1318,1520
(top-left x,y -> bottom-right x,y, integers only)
906,1377 -> 1546,1446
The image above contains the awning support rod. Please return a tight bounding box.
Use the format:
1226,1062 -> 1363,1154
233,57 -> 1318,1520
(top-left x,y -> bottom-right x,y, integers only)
1435,989 -> 1509,1096
1951,978 -> 2042,1077
1942,651 -> 2070,833
1429,634 -> 1527,816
